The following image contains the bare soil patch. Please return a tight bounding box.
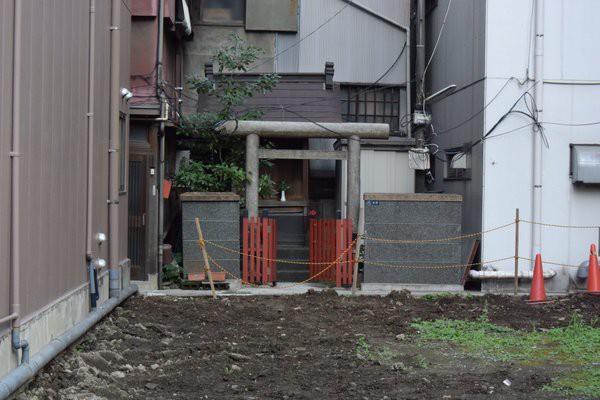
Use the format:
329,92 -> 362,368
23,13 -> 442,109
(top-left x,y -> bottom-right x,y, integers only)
18,292 -> 600,399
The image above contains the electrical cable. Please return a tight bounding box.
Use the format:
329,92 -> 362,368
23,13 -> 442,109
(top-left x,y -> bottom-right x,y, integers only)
436,77 -> 534,135
525,0 -> 535,80
275,108 -> 362,143
282,40 -> 407,109
543,120 -> 600,127
421,0 -> 453,105
244,2 -> 351,74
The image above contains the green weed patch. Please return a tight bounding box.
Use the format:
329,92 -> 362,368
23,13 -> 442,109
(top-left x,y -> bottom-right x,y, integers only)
411,312 -> 600,397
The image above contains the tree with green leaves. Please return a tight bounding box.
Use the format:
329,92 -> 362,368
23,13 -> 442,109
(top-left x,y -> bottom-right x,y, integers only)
175,33 -> 279,198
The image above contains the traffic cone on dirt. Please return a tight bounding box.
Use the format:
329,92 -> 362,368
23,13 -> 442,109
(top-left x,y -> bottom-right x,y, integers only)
587,244 -> 600,295
527,254 -> 548,304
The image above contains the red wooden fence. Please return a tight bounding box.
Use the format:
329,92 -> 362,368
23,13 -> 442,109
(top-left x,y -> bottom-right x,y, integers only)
242,217 -> 277,285
309,219 -> 354,287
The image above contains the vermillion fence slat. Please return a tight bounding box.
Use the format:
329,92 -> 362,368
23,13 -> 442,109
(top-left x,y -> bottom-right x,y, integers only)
249,218 -> 255,283
309,219 -> 354,287
309,220 -> 315,279
272,220 -> 277,282
345,219 -> 353,285
242,217 -> 277,285
257,218 -> 263,282
242,218 -> 249,283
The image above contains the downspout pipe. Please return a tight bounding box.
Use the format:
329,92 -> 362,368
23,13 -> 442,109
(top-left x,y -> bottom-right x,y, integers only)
0,285 -> 138,400
531,0 -> 544,267
156,0 -> 166,289
10,0 -> 29,365
86,0 -> 98,308
406,28 -> 411,138
415,0 -> 425,107
414,0 -> 426,146
109,0 -> 121,297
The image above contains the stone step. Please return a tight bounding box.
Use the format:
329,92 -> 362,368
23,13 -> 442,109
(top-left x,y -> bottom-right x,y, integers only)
276,269 -> 310,282
276,245 -> 310,282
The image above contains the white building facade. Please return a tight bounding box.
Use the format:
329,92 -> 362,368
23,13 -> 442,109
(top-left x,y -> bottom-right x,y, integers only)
423,0 -> 600,292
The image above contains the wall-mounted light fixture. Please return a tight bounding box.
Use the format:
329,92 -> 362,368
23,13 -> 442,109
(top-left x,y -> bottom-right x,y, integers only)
120,88 -> 133,101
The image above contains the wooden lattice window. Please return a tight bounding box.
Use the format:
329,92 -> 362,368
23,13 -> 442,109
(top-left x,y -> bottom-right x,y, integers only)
340,85 -> 402,134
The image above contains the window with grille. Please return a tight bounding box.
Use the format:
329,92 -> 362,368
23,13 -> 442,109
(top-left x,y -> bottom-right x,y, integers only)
340,85 -> 404,135
192,0 -> 245,25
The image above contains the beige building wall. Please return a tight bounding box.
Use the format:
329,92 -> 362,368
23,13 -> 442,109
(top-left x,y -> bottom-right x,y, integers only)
1,0 -> 131,377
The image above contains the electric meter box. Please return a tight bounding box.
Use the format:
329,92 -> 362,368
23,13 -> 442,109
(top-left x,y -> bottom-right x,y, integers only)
571,144 -> 600,184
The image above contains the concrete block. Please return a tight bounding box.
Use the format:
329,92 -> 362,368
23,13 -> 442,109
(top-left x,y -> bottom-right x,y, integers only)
365,201 -> 461,224
182,240 -> 240,261
182,202 -> 239,222
181,197 -> 240,278
363,193 -> 464,285
182,220 -> 239,241
185,259 -> 240,276
364,242 -> 461,263
364,223 -> 461,241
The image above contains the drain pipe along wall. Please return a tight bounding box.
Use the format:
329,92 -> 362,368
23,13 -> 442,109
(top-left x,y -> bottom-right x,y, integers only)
0,285 -> 138,400
10,0 -> 29,365
109,0 -> 122,298
157,0 -> 166,289
86,0 -> 101,309
531,0 -> 544,266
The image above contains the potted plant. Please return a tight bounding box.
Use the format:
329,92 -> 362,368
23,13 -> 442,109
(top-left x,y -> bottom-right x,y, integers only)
278,180 -> 290,202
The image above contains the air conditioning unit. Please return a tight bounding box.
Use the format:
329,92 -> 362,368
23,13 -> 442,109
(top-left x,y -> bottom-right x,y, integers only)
571,144 -> 600,184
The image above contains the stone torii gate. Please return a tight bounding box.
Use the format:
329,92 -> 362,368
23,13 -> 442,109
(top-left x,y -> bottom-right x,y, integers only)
216,120 -> 390,229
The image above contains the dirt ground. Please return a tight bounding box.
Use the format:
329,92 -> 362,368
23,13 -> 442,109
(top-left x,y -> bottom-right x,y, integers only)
17,291 -> 600,399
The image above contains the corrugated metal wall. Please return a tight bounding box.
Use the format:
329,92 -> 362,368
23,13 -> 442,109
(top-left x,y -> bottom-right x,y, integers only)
277,0 -> 409,85
0,0 -> 15,326
0,0 -> 130,323
119,1 -> 132,263
92,1 -> 112,271
17,0 -> 90,318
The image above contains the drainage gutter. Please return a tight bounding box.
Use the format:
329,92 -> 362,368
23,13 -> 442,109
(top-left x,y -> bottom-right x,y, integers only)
0,285 -> 138,400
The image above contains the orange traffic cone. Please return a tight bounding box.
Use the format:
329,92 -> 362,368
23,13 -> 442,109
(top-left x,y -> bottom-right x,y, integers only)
527,254 -> 548,304
587,244 -> 600,295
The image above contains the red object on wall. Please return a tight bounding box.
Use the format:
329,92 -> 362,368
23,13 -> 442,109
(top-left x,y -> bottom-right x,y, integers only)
242,218 -> 277,285
309,219 -> 354,287
163,179 -> 172,199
